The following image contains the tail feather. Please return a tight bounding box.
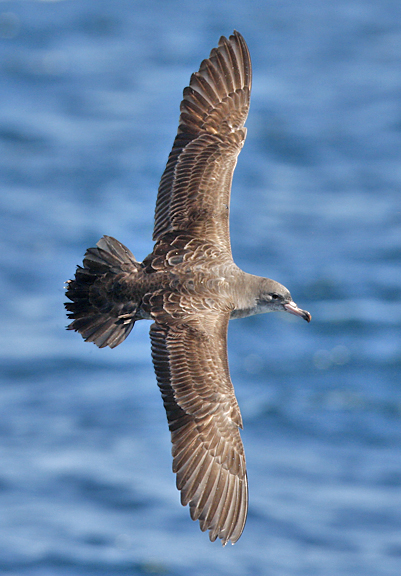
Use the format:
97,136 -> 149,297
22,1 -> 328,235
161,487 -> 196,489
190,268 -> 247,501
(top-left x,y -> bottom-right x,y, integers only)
65,236 -> 142,349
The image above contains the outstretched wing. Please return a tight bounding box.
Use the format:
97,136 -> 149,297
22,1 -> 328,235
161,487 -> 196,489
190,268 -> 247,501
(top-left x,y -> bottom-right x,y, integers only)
153,31 -> 252,254
148,293 -> 247,545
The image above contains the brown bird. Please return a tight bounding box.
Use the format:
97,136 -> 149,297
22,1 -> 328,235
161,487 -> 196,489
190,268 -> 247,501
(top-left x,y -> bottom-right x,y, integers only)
65,31 -> 311,545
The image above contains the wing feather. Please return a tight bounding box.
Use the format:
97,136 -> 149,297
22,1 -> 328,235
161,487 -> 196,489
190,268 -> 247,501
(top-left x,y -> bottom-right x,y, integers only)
149,306 -> 248,545
153,31 -> 252,252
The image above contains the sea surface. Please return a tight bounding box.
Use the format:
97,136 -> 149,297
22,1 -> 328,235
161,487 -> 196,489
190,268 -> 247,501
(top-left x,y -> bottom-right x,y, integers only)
1,1 -> 401,575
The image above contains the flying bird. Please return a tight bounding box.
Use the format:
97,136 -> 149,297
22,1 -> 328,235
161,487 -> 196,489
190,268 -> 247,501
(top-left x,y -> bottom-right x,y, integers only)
65,31 -> 311,545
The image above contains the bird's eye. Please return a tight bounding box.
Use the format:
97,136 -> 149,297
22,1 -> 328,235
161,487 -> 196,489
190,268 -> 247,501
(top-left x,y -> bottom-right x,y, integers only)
271,293 -> 280,300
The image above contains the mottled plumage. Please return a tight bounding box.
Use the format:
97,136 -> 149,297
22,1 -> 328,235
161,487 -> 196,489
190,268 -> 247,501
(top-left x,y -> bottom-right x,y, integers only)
65,31 -> 311,545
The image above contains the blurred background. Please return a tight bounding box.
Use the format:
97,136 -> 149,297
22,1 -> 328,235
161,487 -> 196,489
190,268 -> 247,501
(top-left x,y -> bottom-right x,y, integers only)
1,1 -> 401,574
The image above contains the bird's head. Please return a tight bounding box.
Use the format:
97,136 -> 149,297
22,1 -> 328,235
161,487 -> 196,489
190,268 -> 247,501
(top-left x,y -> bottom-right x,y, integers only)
257,279 -> 311,322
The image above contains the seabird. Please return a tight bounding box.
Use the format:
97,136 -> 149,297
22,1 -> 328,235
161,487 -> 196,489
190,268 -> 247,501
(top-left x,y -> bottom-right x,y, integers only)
65,31 -> 311,545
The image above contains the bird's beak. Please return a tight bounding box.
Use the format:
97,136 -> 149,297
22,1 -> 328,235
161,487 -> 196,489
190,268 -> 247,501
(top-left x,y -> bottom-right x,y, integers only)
284,301 -> 311,322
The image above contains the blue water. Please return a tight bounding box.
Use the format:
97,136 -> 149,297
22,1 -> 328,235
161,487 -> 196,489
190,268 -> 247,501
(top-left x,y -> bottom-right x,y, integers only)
1,1 -> 401,574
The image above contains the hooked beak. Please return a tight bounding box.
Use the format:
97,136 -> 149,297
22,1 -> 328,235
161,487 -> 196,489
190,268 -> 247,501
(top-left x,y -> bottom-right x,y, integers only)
284,301 -> 311,322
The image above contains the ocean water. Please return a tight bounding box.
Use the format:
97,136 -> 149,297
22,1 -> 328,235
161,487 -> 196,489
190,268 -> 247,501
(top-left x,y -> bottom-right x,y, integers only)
1,1 -> 401,574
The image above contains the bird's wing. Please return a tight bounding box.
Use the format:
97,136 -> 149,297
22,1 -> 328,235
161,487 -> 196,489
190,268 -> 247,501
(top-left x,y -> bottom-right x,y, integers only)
153,30 -> 252,255
147,291 -> 247,545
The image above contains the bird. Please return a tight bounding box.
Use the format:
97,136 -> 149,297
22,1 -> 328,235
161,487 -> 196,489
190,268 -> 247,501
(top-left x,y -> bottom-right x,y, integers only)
65,30 -> 311,546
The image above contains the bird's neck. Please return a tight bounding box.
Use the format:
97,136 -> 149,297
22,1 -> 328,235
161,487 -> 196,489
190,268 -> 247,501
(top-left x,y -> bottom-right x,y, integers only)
229,273 -> 266,319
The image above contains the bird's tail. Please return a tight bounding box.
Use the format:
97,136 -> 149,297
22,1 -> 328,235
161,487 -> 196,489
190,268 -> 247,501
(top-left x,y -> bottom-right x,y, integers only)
65,235 -> 142,348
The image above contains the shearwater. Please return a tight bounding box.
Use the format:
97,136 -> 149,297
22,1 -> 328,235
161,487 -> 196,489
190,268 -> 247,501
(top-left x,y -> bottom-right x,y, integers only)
65,31 -> 311,545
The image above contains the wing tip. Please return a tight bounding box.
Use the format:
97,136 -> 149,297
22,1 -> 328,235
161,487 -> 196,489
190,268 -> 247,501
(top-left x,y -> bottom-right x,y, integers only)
178,29 -> 252,135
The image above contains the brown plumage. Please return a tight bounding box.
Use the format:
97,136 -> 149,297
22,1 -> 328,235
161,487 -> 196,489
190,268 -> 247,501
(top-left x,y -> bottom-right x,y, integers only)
65,31 -> 311,545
